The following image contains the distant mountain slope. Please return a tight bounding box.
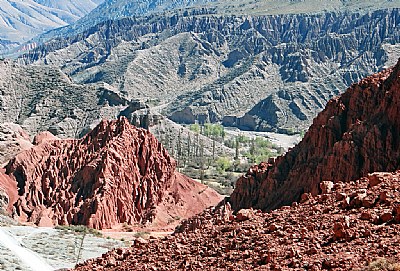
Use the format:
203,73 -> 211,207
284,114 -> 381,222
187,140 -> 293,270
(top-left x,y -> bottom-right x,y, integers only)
32,0 -> 218,44
22,8 -> 400,132
32,0 -> 100,18
33,0 -> 400,44
0,59 -> 124,138
86,0 -> 217,21
87,0 -> 400,19
0,0 -> 103,52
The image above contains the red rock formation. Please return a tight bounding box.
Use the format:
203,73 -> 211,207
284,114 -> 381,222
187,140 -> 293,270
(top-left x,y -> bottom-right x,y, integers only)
74,171 -> 400,270
231,58 -> 400,211
0,169 -> 18,213
4,117 -> 221,229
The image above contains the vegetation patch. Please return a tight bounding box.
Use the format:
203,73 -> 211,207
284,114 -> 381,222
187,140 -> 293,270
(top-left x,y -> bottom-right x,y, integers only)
55,225 -> 102,237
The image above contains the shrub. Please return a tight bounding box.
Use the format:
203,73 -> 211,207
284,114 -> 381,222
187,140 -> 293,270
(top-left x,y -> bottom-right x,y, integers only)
55,225 -> 102,237
237,134 -> 249,143
189,123 -> 200,133
215,157 -> 232,173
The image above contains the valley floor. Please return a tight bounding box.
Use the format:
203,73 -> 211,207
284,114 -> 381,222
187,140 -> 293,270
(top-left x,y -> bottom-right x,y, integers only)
224,127 -> 301,150
0,225 -> 124,271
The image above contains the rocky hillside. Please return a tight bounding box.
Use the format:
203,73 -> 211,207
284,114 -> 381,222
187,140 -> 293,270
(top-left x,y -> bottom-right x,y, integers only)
74,171 -> 400,270
0,59 -> 234,165
0,117 -> 221,229
0,59 -> 128,138
22,8 -> 400,132
72,61 -> 400,269
231,58 -> 400,211
0,0 -> 102,53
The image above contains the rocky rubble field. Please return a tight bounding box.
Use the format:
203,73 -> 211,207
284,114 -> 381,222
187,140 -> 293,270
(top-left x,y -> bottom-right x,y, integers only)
75,171 -> 400,270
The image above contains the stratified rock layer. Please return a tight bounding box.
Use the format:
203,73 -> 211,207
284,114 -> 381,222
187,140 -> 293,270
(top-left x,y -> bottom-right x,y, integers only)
4,117 -> 221,229
74,171 -> 400,270
231,58 -> 400,211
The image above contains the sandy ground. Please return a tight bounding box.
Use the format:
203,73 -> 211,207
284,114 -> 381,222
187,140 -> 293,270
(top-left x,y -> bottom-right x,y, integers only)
101,230 -> 173,241
0,225 -> 125,271
0,228 -> 53,271
224,127 -> 301,151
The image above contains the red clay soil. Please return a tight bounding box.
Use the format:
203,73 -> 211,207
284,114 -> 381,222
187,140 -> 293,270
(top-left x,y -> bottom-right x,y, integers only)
231,58 -> 400,211
152,172 -> 222,229
3,117 -> 222,229
74,171 -> 400,271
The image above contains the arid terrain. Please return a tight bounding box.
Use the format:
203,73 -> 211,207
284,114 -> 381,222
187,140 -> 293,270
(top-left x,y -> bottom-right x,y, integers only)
75,172 -> 400,270
73,56 -> 400,271
0,0 -> 399,270
0,225 -> 124,271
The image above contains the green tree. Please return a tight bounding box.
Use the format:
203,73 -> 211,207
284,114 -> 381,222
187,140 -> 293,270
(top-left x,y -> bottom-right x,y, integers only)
216,157 -> 232,173
255,136 -> 272,148
203,123 -> 213,137
189,123 -> 200,133
237,134 -> 249,143
199,139 -> 205,181
235,136 -> 240,159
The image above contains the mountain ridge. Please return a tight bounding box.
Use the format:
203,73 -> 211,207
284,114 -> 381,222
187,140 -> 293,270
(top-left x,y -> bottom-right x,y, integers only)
30,0 -> 400,45
0,0 -> 103,53
20,8 -> 400,132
